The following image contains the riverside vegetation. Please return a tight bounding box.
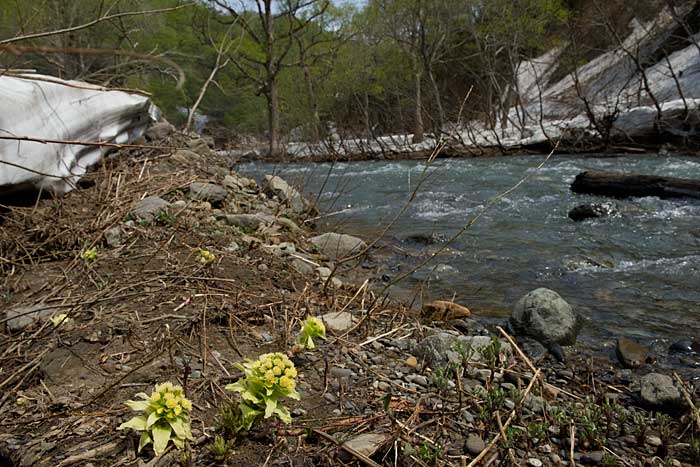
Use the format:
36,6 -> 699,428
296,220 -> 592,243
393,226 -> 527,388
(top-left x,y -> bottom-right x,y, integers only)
1,129 -> 699,466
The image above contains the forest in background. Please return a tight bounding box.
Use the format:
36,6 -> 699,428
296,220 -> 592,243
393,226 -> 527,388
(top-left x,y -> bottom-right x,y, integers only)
0,0 -> 685,154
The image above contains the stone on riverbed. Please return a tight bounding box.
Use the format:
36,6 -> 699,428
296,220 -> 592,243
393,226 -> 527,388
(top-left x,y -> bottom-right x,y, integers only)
568,202 -> 619,221
509,288 -> 579,346
311,232 -> 367,260
189,182 -> 228,206
422,300 -> 471,322
131,196 -> 170,222
263,175 -> 307,214
640,373 -> 685,413
318,311 -> 354,333
413,332 -> 512,369
616,337 -> 651,368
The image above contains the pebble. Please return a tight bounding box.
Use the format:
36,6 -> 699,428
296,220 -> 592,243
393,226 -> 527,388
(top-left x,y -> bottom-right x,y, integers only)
408,374 -> 429,387
580,451 -> 604,464
464,434 -> 485,455
377,381 -> 391,391
323,393 -> 337,403
405,356 -> 418,368
527,458 -> 542,467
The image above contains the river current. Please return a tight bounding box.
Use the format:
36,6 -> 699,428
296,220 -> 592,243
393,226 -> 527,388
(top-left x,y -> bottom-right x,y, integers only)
239,155 -> 700,344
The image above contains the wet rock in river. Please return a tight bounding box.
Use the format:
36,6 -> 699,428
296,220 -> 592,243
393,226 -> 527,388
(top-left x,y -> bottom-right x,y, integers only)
616,337 -> 651,368
670,339 -> 700,354
510,288 -> 580,346
562,252 -> 615,271
568,202 -> 619,221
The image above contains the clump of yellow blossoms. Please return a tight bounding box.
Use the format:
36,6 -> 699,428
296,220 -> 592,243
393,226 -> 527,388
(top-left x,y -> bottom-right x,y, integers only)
196,249 -> 216,265
226,352 -> 299,430
81,247 -> 97,262
118,382 -> 194,456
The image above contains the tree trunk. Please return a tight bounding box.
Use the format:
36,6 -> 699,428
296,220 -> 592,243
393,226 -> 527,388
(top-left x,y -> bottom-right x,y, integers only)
412,67 -> 424,144
266,81 -> 281,156
571,171 -> 700,199
427,66 -> 444,133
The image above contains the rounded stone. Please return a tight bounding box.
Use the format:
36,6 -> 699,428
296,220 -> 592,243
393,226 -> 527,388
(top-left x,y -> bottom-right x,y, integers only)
510,288 -> 579,345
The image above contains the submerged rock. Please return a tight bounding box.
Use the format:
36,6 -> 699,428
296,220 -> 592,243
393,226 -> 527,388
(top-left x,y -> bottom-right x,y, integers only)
510,288 -> 579,346
568,202 -> 619,222
311,232 -> 367,260
670,339 -> 700,354
562,252 -> 615,271
616,338 -> 651,368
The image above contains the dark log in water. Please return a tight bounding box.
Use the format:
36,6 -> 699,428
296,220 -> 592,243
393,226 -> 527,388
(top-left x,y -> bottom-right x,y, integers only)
571,170 -> 700,199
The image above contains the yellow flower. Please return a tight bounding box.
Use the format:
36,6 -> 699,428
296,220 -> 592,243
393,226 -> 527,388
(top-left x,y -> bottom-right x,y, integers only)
166,398 -> 177,409
157,407 -> 164,414
151,392 -> 161,402
272,366 -> 282,376
181,398 -> 192,411
279,376 -> 295,391
173,405 -> 182,416
285,367 -> 297,378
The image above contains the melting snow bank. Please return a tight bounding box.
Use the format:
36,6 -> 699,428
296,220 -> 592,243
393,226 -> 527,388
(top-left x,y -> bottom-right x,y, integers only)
0,74 -> 157,195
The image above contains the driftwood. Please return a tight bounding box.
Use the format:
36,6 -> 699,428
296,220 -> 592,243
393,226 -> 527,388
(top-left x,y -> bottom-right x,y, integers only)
571,170 -> 700,199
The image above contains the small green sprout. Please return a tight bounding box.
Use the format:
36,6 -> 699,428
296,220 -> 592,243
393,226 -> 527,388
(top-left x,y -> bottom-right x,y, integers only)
81,247 -> 97,262
118,382 -> 194,456
296,316 -> 326,350
196,249 -> 216,265
49,313 -> 72,328
225,352 -> 299,431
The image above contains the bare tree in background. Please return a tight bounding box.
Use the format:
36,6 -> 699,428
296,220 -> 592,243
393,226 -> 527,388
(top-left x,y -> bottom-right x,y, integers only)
210,0 -> 330,156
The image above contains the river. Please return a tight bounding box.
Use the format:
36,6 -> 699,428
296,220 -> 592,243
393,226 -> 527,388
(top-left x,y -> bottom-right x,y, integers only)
239,154 -> 700,345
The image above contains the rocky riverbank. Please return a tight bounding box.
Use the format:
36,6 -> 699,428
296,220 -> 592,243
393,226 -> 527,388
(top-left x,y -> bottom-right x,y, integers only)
1,131 -> 699,467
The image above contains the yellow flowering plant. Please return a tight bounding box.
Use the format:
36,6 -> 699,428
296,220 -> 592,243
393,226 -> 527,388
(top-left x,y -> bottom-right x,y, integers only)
225,353 -> 299,431
296,316 -> 326,350
118,382 -> 194,456
81,247 -> 97,262
196,249 -> 216,265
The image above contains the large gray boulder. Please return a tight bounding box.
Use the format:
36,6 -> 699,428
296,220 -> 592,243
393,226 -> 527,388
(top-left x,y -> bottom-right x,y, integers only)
510,288 -> 579,346
263,175 -> 307,214
310,232 -> 367,260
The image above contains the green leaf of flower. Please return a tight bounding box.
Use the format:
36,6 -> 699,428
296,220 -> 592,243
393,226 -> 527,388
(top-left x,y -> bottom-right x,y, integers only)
168,417 -> 193,440
273,404 -> 292,424
118,415 -> 148,431
264,397 -> 278,419
146,411 -> 161,428
151,423 -> 172,456
138,431 -> 152,452
125,400 -> 149,412
171,436 -> 185,450
240,402 -> 262,431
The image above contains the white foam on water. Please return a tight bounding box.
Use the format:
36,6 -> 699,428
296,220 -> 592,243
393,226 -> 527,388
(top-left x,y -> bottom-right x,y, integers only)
614,254 -> 700,274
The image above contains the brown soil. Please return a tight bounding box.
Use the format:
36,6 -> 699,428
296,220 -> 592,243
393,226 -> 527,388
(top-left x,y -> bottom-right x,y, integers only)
1,136 -> 699,467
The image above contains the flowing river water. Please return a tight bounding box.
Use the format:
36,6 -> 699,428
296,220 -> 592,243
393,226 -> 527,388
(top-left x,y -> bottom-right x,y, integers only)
240,154 -> 700,346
